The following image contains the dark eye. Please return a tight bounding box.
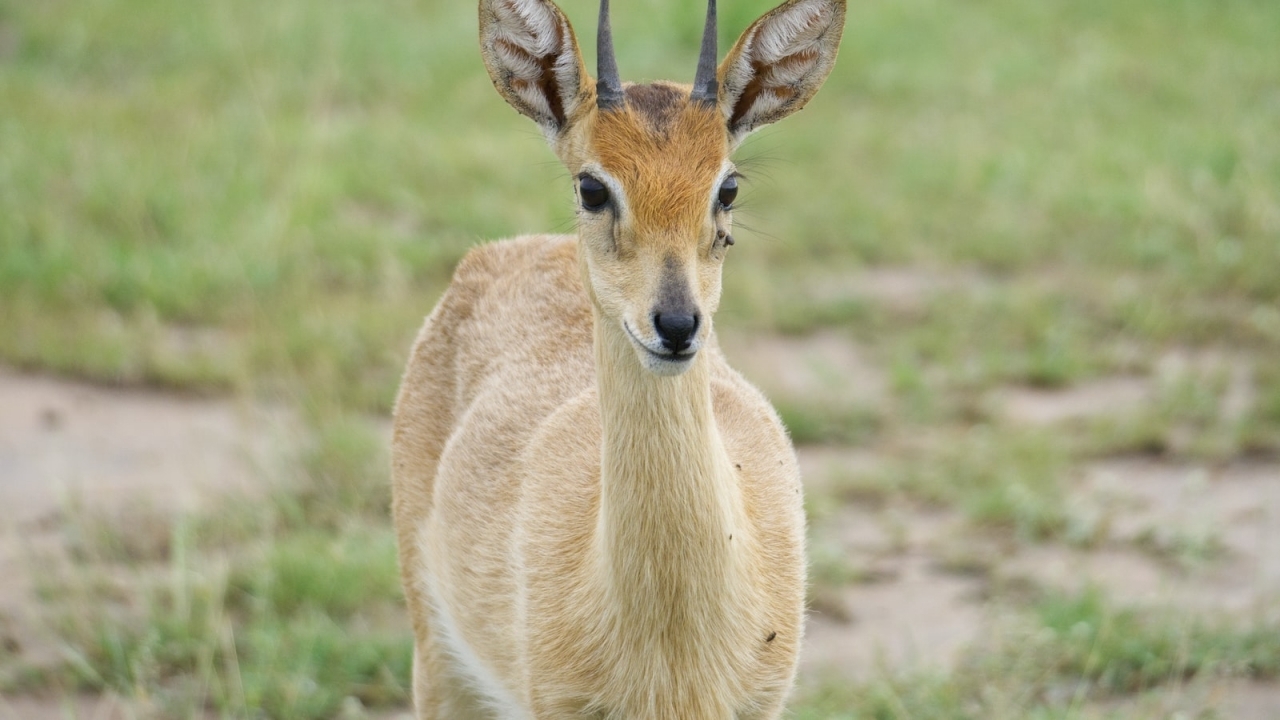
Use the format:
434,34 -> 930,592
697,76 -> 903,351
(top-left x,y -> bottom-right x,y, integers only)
718,176 -> 738,210
578,175 -> 610,212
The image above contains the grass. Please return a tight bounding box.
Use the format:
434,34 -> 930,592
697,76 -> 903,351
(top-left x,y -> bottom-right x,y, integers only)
776,398 -> 883,446
55,548 -> 412,719
1022,589 -> 1280,693
15,426 -> 411,719
1081,362 -> 1263,460
4,0 -> 1279,409
793,588 -> 1280,719
823,426 -> 1071,541
2,0 -> 1279,716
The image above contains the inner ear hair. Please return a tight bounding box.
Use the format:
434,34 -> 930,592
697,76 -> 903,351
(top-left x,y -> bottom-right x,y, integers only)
717,0 -> 846,143
480,0 -> 586,135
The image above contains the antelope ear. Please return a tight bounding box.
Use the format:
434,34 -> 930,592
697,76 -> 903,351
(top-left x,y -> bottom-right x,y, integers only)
479,0 -> 590,139
716,0 -> 846,146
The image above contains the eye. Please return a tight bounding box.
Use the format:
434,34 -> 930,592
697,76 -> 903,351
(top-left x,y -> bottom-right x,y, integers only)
717,175 -> 739,210
578,174 -> 610,212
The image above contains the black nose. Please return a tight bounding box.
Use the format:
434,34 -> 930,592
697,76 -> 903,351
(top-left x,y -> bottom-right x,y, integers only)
653,312 -> 699,353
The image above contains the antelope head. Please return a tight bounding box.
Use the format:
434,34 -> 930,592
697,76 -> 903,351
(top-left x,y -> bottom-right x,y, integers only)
479,0 -> 846,375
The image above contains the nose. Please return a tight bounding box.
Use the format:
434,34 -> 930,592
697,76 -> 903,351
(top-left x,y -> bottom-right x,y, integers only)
653,312 -> 699,353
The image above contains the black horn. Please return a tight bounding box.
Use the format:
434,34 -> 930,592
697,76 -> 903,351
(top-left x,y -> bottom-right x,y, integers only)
596,0 -> 624,111
690,0 -> 718,105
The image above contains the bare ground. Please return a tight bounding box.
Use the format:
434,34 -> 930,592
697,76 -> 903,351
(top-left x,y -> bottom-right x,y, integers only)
0,368 -> 288,719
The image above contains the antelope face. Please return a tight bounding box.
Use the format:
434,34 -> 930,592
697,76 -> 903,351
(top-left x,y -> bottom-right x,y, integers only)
567,88 -> 736,374
479,0 -> 846,374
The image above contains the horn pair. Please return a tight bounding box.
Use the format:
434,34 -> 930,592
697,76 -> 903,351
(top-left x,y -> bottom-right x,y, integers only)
596,0 -> 718,110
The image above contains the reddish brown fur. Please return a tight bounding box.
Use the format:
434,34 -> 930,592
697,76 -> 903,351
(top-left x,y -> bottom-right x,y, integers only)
592,96 -> 727,239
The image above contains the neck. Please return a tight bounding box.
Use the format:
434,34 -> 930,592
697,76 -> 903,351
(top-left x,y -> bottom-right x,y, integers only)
593,311 -> 747,633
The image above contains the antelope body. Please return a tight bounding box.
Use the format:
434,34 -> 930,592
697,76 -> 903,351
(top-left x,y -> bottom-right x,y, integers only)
391,1 -> 845,717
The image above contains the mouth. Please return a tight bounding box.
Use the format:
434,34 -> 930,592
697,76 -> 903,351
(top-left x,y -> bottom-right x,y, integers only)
623,322 -> 697,372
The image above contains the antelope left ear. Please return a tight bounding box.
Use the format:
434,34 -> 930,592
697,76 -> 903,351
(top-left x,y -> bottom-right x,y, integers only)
716,0 -> 846,146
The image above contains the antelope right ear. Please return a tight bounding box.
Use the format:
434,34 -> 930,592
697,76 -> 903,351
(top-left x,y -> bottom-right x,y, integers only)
479,0 -> 590,139
717,0 -> 846,146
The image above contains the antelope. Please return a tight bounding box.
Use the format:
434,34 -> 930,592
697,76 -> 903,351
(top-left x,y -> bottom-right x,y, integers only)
391,0 -> 845,716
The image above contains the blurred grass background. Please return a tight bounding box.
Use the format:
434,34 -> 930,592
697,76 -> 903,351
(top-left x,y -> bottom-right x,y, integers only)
5,0 -> 1275,411
1,0 -> 1278,717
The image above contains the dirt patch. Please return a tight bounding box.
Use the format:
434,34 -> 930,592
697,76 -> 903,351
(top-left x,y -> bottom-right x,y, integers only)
0,694 -> 132,720
807,266 -> 990,315
997,458 -> 1280,617
993,376 -> 1151,425
1085,459 -> 1280,560
719,329 -> 887,410
0,368 -> 282,529
800,487 -> 986,679
1221,681 -> 1280,720
991,347 -> 1259,429
796,445 -> 1280,682
796,446 -> 882,497
1089,678 -> 1280,720
0,367 -> 292,697
803,554 -> 987,680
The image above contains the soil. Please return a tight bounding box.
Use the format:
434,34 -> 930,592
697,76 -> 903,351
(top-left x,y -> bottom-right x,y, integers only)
719,329 -> 888,412
1009,458 -> 1280,615
993,376 -> 1151,425
0,694 -> 133,720
0,367 -> 288,718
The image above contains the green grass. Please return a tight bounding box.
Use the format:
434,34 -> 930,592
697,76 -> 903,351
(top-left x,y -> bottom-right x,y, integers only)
791,588 -> 1280,719
2,0 -> 1280,716
4,0 -> 1279,409
1021,588 -> 1280,693
826,426 -> 1071,541
57,559 -> 412,719
20,437 -> 410,719
777,398 -> 883,446
2,399 -> 405,717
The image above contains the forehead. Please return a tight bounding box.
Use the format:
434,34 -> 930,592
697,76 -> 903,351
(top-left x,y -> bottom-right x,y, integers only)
591,83 -> 728,233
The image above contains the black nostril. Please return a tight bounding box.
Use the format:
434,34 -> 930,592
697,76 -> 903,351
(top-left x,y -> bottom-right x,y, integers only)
653,312 -> 699,353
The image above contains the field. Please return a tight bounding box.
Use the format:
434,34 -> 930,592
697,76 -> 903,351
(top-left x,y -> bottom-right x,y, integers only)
1,0 -> 1279,717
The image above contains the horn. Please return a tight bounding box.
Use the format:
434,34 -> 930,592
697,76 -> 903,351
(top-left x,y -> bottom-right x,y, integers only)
596,0 -> 624,111
689,0 -> 718,105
